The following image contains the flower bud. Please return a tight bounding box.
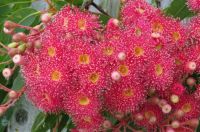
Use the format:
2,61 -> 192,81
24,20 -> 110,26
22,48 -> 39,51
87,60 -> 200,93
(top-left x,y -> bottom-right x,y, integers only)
158,99 -> 167,108
174,110 -> 184,118
4,21 -> 16,29
18,44 -> 26,53
8,42 -> 19,48
166,127 -> 175,132
162,104 -> 172,114
170,94 -> 179,104
12,54 -> 23,65
8,48 -> 19,57
41,13 -> 52,23
8,90 -> 18,99
111,71 -> 121,81
103,120 -> 112,129
118,52 -> 126,61
171,120 -> 180,128
34,40 -> 42,49
2,68 -> 12,79
12,32 -> 27,42
186,61 -> 196,71
3,27 -> 14,35
186,77 -> 196,87
149,116 -> 157,124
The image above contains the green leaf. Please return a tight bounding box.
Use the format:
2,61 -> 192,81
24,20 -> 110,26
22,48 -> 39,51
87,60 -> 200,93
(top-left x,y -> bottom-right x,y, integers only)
31,112 -> 47,132
32,113 -> 58,132
0,72 -> 24,131
164,0 -> 195,20
8,7 -> 40,31
57,114 -> 69,132
99,14 -> 110,25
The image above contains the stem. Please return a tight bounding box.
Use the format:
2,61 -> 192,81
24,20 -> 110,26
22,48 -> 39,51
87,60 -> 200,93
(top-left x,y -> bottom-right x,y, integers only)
82,0 -> 111,17
0,60 -> 12,65
0,84 -> 11,92
91,2 -> 111,17
0,42 -> 8,50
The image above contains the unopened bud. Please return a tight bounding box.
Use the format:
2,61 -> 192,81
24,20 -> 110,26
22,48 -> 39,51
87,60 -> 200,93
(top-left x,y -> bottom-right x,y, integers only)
111,71 -> 121,81
34,40 -> 42,49
186,77 -> 196,87
2,68 -> 12,78
3,27 -> 14,35
149,116 -> 157,124
170,94 -> 179,104
4,21 -> 16,29
171,120 -> 180,128
103,120 -> 112,129
12,32 -> 27,42
41,13 -> 51,23
18,44 -> 26,53
158,99 -> 167,108
8,42 -> 18,48
118,52 -> 126,61
135,113 -> 144,121
166,127 -> 175,132
8,48 -> 19,57
149,97 -> 160,104
162,104 -> 172,114
12,54 -> 23,65
186,61 -> 196,71
8,90 -> 18,99
174,110 -> 184,118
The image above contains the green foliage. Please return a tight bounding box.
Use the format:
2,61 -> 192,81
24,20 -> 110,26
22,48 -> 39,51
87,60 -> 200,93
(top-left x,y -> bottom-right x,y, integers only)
164,0 -> 195,20
0,0 -> 199,131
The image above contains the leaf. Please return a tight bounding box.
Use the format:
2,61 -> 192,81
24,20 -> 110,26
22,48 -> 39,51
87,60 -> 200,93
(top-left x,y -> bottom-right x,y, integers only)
164,0 -> 195,20
32,113 -> 58,132
8,7 -> 40,32
0,72 -> 24,131
57,114 -> 69,132
31,112 -> 47,132
99,14 -> 110,25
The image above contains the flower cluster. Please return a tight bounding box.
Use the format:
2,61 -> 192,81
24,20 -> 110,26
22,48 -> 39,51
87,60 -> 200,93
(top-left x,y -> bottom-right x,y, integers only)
187,0 -> 200,12
1,0 -> 200,131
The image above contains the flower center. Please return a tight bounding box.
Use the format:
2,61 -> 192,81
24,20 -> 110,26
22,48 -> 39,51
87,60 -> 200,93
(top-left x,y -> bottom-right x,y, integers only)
89,72 -> 99,84
122,88 -> 134,97
48,47 -> 56,57
134,46 -> 144,57
51,70 -> 62,81
103,47 -> 114,56
152,22 -> 163,33
79,96 -> 90,106
155,64 -> 163,76
118,65 -> 129,76
79,54 -> 90,65
172,32 -> 181,42
135,27 -> 142,37
182,103 -> 192,113
78,19 -> 86,30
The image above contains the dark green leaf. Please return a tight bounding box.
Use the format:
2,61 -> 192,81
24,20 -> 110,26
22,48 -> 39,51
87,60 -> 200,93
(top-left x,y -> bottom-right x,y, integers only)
99,14 -> 110,25
164,0 -> 195,20
32,113 -> 58,132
